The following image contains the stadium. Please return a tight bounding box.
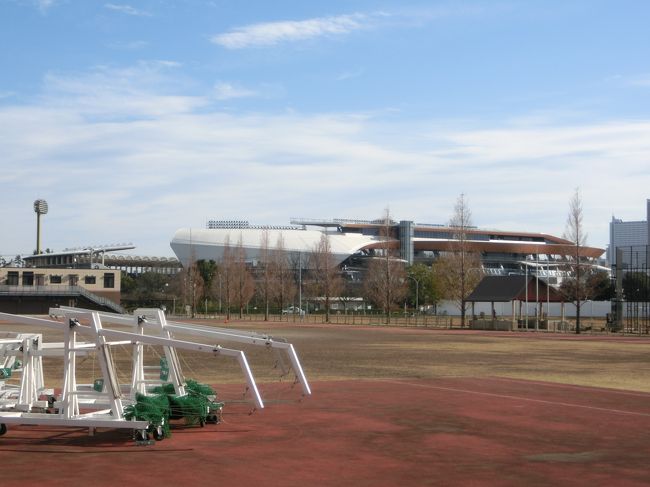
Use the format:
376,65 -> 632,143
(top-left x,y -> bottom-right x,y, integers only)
171,217 -> 605,285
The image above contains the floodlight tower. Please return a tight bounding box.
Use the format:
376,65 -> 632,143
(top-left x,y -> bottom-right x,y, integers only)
33,199 -> 48,255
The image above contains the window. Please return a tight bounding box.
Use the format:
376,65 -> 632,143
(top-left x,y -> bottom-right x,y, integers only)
84,276 -> 96,285
103,273 -> 115,289
7,271 -> 19,286
22,272 -> 34,286
50,275 -> 62,284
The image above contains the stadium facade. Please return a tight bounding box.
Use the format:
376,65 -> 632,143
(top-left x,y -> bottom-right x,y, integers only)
171,218 -> 605,285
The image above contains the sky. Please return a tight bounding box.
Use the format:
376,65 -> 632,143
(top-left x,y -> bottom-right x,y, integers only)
1,0 -> 649,258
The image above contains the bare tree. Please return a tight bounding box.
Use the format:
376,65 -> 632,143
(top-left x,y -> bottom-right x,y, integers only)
436,194 -> 483,327
175,246 -> 204,318
271,234 -> 296,316
563,187 -> 588,334
307,233 -> 343,323
257,230 -> 272,321
220,236 -> 234,320
362,208 -> 407,324
233,235 -> 255,319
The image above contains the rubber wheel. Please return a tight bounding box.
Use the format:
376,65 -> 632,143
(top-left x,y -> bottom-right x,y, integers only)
206,414 -> 219,424
135,429 -> 149,442
152,426 -> 164,441
0,424 -> 6,436
199,418 -> 205,428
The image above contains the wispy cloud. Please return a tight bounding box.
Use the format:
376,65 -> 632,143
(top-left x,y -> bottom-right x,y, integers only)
627,74 -> 650,87
336,68 -> 365,81
210,6 -> 492,50
107,40 -> 150,50
2,63 -> 649,256
605,73 -> 650,87
33,0 -> 57,13
211,13 -> 371,49
214,82 -> 258,100
104,3 -> 152,17
39,61 -> 204,121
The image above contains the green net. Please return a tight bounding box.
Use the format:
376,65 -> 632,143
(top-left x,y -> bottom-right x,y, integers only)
168,394 -> 209,425
159,357 -> 169,381
185,379 -> 215,396
93,378 -> 104,392
123,392 -> 171,437
132,380 -> 223,434
150,382 -> 175,395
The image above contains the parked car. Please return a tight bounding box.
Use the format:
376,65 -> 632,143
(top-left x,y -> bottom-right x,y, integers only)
282,306 -> 305,316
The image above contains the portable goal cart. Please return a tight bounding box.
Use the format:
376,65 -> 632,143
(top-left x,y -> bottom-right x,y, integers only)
0,307 -> 304,441
54,306 -> 312,399
0,333 -> 52,416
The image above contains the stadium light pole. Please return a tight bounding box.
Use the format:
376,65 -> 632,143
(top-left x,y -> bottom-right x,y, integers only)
33,199 -> 48,255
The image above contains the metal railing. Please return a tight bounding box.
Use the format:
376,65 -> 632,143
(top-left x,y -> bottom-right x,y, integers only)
0,285 -> 126,314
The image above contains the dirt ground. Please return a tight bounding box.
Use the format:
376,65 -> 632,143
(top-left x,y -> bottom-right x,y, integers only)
2,317 -> 650,486
5,317 -> 650,392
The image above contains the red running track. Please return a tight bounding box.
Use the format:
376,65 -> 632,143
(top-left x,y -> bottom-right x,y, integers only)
1,378 -> 649,487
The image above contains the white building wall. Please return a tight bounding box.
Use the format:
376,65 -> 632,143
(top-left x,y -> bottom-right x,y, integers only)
436,300 -> 611,318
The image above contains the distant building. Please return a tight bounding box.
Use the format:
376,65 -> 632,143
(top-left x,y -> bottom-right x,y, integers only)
23,246 -> 181,276
2,245 -> 181,314
608,199 -> 650,268
171,217 -> 605,285
0,266 -> 123,314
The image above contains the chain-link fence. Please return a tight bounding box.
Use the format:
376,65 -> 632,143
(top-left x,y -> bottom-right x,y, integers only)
613,245 -> 650,334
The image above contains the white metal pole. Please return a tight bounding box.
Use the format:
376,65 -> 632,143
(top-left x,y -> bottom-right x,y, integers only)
299,251 -> 303,321
525,261 -> 528,330
547,260 -> 550,324
535,253 -> 539,331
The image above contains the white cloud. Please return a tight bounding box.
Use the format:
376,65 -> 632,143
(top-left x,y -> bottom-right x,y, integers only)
627,74 -> 650,87
336,68 -> 365,81
41,61 -> 200,118
2,63 -> 649,257
209,6 -> 495,50
104,3 -> 152,17
214,82 -> 258,100
29,0 -> 57,13
211,13 -> 370,49
107,40 -> 150,50
605,73 -> 650,88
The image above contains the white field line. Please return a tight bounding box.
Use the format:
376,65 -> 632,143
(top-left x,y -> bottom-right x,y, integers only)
377,379 -> 650,418
485,376 -> 650,398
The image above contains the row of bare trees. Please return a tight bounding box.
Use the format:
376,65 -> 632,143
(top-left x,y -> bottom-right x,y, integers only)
170,203 -> 477,324
436,189 -> 608,331
175,234 -> 297,320
168,189 -> 600,330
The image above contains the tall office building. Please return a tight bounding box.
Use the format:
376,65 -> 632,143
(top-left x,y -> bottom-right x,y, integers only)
608,199 -> 650,267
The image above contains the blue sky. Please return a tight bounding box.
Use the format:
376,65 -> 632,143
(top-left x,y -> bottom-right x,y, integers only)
1,0 -> 649,258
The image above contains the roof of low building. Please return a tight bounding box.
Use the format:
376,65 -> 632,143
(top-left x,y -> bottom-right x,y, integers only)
467,275 -> 565,303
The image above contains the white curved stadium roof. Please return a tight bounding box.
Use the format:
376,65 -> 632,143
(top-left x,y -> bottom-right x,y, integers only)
170,228 -> 377,267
